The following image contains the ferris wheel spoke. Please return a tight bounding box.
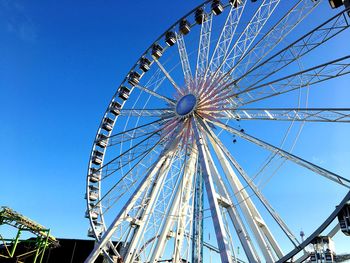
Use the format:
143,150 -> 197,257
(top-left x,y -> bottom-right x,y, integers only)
219,108 -> 350,123
207,118 -> 350,188
220,0 -> 281,75
176,33 -> 193,87
207,0 -> 246,76
98,128 -> 161,172
135,84 -> 175,105
232,0 -> 319,78
237,8 -> 350,89
85,140 -> 179,263
148,148 -> 193,262
96,136 -> 167,212
196,12 -> 213,81
108,119 -> 164,140
123,152 -> 178,263
173,147 -> 198,262
154,59 -> 182,93
199,117 -> 300,247
117,108 -> 174,118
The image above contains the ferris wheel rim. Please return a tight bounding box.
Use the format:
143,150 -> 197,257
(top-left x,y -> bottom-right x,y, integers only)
85,1 -> 350,262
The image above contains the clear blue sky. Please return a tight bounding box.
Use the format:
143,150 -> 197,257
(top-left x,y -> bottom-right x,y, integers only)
1,0 -> 349,257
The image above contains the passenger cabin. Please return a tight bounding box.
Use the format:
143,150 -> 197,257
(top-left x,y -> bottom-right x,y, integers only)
212,0 -> 224,15
89,168 -> 100,183
140,57 -> 151,72
102,117 -> 114,132
152,44 -> 163,59
88,191 -> 98,201
310,236 -> 336,263
85,209 -> 98,220
230,0 -> 242,7
96,133 -> 108,148
110,101 -> 121,116
165,31 -> 177,46
87,228 -> 95,238
329,0 -> 344,8
128,72 -> 140,86
195,8 -> 206,24
119,86 -> 130,100
179,19 -> 191,35
338,203 -> 350,235
92,150 -> 103,165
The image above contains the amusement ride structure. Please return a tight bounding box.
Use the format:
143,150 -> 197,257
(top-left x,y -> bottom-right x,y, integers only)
84,0 -> 350,262
0,206 -> 59,263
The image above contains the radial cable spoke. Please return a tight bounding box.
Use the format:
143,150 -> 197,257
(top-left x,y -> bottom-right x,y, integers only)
237,8 -> 350,88
118,108 -> 174,117
219,108 -> 350,122
206,118 -> 350,188
228,55 -> 350,105
153,59 -> 182,93
176,33 -> 193,87
135,84 -> 175,105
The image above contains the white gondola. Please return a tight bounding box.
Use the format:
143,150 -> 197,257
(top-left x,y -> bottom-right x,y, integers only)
128,72 -> 140,86
329,0 -> 343,8
96,133 -> 108,148
165,31 -> 176,46
139,57 -> 151,72
87,228 -> 94,238
101,117 -> 114,132
195,7 -> 206,24
152,44 -> 163,59
212,0 -> 224,15
179,19 -> 190,35
230,0 -> 242,7
89,168 -> 100,183
88,191 -> 98,201
92,150 -> 103,165
338,203 -> 350,235
110,101 -> 121,116
119,86 -> 130,100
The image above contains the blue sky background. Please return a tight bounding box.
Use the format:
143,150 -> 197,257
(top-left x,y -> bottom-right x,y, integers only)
1,0 -> 350,257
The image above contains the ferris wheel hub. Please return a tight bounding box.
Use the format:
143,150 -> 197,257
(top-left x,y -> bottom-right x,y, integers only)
175,94 -> 197,117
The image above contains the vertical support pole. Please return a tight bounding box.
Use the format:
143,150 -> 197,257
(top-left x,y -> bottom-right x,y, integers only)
192,119 -> 234,263
192,164 -> 204,263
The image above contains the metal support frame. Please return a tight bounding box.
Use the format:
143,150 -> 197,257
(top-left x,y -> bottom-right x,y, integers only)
0,207 -> 58,263
177,33 -> 193,87
192,119 -> 235,263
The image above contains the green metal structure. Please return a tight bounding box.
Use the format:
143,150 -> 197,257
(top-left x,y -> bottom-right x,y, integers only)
0,206 -> 59,263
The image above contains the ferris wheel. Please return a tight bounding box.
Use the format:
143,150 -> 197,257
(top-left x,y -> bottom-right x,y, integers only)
84,0 -> 350,262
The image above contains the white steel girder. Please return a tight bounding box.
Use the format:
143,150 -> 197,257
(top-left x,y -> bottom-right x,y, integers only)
205,125 -> 283,261
173,147 -> 198,262
148,147 -> 197,262
124,154 -> 176,263
200,117 -> 300,246
200,129 -> 261,263
192,119 -> 234,263
85,139 -> 179,263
